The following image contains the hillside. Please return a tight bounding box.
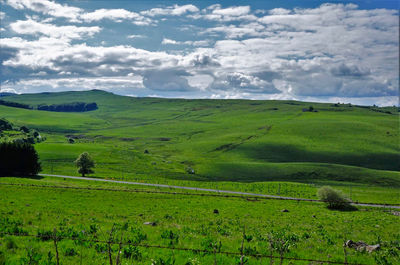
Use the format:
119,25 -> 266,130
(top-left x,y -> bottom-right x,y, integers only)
1,90 -> 399,192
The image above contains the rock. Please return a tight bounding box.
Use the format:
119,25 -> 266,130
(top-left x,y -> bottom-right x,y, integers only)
213,209 -> 219,214
143,222 -> 157,226
391,211 -> 400,216
281,209 -> 289,212
365,244 -> 380,253
344,240 -> 380,253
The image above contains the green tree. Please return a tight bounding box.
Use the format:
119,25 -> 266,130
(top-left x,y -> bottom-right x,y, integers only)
75,152 -> 95,177
0,142 -> 41,176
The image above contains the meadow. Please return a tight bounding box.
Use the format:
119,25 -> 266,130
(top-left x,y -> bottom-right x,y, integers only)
0,176 -> 399,265
0,90 -> 399,264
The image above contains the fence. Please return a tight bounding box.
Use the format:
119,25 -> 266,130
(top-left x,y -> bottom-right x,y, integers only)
1,231 -> 367,265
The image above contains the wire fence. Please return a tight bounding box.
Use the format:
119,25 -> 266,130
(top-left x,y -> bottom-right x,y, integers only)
1,231 -> 367,265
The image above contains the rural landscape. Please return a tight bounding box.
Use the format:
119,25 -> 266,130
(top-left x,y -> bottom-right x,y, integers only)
0,0 -> 399,264
0,90 -> 399,264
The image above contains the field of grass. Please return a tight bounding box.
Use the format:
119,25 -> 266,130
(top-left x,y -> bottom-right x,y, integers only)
0,90 -> 398,204
0,176 -> 399,265
1,90 -> 400,264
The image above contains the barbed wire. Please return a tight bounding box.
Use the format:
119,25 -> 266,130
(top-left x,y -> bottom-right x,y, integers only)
1,232 -> 367,265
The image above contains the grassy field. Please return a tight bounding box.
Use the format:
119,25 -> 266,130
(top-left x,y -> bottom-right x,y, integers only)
0,176 -> 399,265
0,90 -> 399,204
0,90 -> 399,264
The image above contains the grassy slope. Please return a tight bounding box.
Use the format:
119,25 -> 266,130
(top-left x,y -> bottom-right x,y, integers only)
1,90 -> 399,202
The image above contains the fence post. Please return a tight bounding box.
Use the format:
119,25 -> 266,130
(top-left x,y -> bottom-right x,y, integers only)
108,225 -> 115,265
53,228 -> 59,265
115,230 -> 125,265
240,225 -> 246,265
343,240 -> 348,265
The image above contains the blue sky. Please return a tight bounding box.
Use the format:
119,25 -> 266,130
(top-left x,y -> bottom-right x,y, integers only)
0,0 -> 398,106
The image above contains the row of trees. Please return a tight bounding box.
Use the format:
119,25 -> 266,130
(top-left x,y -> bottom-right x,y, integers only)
0,99 -> 32,109
38,102 -> 98,112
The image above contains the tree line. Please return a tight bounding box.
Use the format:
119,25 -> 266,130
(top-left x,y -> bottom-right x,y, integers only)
0,100 -> 98,112
38,102 -> 98,112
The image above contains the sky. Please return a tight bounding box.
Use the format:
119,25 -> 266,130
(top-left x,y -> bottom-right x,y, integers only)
0,0 -> 398,106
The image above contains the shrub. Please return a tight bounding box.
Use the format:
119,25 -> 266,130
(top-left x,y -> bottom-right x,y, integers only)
317,186 -> 351,209
123,245 -> 141,260
64,248 -> 78,257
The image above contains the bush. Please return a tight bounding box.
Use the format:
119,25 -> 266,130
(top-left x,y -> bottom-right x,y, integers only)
317,186 -> 351,209
0,142 -> 41,177
64,248 -> 78,257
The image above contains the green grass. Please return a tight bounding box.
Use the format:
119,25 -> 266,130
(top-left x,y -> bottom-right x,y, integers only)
0,177 -> 399,264
1,90 -> 398,204
1,91 -> 399,264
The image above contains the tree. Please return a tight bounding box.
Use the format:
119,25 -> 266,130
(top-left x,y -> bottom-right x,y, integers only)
317,186 -> 351,209
0,142 -> 41,176
75,152 -> 95,177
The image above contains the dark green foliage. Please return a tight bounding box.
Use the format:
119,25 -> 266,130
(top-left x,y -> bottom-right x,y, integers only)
161,230 -> 179,245
317,186 -> 351,209
64,247 -> 78,256
0,119 -> 12,131
0,142 -> 41,177
37,230 -> 53,241
20,126 -> 29,133
37,102 -> 98,112
123,245 -> 141,260
74,152 -> 95,177
0,99 -> 31,109
5,237 -> 17,250
151,256 -> 175,265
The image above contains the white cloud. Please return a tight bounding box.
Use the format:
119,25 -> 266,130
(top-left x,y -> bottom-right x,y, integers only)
161,38 -> 211,46
141,4 -> 199,17
191,4 -> 256,22
5,0 -> 152,24
80,8 -> 152,25
127,34 -> 146,39
10,18 -> 101,39
6,0 -> 82,22
1,3 -> 398,103
161,38 -> 178,45
0,11 -> 5,20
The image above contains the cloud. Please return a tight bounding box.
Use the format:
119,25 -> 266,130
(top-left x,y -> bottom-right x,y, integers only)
6,0 -> 82,22
141,4 -> 199,17
127,34 -> 146,39
161,38 -> 178,45
142,69 -> 195,91
10,18 -> 101,39
5,0 -> 152,24
80,8 -> 152,25
161,38 -> 211,46
208,72 -> 279,94
191,4 -> 256,22
0,11 -> 5,20
1,2 -> 398,104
